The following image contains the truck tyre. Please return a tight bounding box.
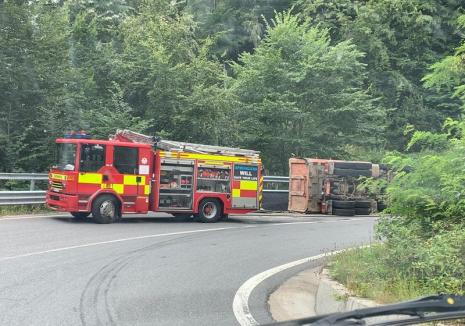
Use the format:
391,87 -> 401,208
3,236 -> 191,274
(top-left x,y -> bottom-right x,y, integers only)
333,162 -> 372,170
332,208 -> 355,216
197,198 -> 221,223
355,207 -> 371,215
332,200 -> 355,209
71,212 -> 90,219
92,195 -> 119,224
333,168 -> 372,177
355,200 -> 372,208
377,201 -> 387,212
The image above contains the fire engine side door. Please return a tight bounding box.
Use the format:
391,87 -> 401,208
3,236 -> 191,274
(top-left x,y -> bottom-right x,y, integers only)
110,145 -> 151,213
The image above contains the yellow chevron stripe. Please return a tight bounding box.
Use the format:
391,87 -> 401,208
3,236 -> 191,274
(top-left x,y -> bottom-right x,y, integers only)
78,173 -> 102,184
123,175 -> 146,185
240,180 -> 258,190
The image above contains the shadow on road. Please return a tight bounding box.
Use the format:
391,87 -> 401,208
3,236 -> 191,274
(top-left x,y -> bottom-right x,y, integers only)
49,214 -> 353,225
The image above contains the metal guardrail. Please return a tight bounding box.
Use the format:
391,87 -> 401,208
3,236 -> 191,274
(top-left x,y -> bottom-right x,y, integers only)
0,173 -> 48,191
263,176 -> 289,193
0,191 -> 47,206
0,173 -> 289,206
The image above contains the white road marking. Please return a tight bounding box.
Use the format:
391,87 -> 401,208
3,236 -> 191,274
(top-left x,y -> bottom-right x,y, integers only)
0,226 -> 239,262
0,214 -> 63,221
232,250 -> 345,326
0,217 -> 370,262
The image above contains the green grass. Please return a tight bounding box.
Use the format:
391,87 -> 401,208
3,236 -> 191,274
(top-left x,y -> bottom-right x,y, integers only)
0,204 -> 53,217
328,244 -> 426,304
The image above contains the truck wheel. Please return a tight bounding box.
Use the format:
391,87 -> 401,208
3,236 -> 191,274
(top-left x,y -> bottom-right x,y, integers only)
92,195 -> 119,224
333,162 -> 372,170
355,207 -> 371,215
332,208 -> 355,216
333,168 -> 372,177
377,201 -> 387,212
332,200 -> 355,209
71,212 -> 90,219
197,199 -> 221,223
355,200 -> 372,208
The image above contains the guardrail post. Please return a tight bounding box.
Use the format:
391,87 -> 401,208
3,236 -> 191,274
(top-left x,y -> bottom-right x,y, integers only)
30,180 -> 35,191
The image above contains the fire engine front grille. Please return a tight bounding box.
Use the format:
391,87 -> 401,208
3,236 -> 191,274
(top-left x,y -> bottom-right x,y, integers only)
51,181 -> 63,189
50,195 -> 60,201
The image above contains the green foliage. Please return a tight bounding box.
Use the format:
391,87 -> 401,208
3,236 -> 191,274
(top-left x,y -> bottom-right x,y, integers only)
1,0 -> 465,176
330,237 -> 465,303
83,84 -> 152,139
298,0 -> 464,151
231,10 -> 384,173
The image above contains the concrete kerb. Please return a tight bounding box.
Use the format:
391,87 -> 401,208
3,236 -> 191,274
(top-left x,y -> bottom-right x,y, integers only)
268,254 -> 379,322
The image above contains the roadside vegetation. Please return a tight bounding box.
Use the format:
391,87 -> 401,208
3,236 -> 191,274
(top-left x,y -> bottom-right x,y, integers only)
330,32 -> 465,301
330,13 -> 465,302
1,0 -> 463,174
0,205 -> 52,217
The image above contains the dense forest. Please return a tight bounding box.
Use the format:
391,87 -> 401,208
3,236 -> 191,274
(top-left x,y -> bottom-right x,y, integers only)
1,0 -> 464,174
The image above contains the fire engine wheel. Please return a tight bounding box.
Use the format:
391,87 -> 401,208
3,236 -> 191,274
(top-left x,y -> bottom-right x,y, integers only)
92,195 -> 120,224
197,199 -> 221,223
71,212 -> 90,219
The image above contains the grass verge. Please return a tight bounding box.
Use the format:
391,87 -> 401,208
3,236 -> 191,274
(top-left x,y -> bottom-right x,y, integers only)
0,204 -> 54,217
329,226 -> 465,304
328,244 -> 425,304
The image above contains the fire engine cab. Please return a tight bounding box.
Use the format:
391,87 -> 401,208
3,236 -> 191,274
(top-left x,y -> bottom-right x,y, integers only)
46,130 -> 262,223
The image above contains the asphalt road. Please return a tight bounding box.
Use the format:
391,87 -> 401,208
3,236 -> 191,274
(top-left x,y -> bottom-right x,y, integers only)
0,213 -> 376,326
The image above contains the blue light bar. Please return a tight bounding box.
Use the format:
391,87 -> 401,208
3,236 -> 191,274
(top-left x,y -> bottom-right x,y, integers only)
64,131 -> 91,139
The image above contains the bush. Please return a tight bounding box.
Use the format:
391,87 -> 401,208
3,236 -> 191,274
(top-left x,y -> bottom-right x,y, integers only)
330,121 -> 465,302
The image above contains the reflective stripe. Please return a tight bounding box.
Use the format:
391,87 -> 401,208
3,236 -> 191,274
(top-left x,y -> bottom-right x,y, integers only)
240,180 -> 258,190
144,185 -> 151,195
232,189 -> 241,198
101,183 -> 124,194
50,173 -> 67,181
78,173 -> 102,184
123,175 -> 146,185
112,184 -> 124,194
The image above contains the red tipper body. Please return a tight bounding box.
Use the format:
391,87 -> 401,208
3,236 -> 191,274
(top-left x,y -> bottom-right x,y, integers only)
46,131 -> 263,217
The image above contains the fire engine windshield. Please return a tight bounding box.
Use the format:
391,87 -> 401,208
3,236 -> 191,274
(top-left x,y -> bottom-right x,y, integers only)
55,143 -> 77,171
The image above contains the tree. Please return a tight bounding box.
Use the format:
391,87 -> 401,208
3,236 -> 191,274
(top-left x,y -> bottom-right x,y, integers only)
118,1 -> 234,145
297,0 -> 464,151
230,11 -> 384,174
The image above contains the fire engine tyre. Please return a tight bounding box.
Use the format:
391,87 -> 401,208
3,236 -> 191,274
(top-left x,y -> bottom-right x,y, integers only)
91,195 -> 120,224
332,200 -> 356,209
332,208 -> 355,216
71,212 -> 90,219
333,162 -> 372,170
355,207 -> 371,215
333,168 -> 372,177
355,200 -> 372,208
197,199 -> 221,223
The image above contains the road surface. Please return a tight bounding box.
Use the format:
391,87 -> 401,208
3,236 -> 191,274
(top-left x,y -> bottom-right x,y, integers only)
0,213 -> 375,325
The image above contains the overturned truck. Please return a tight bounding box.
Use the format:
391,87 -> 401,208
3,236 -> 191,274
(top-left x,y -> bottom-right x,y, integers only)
288,158 -> 388,216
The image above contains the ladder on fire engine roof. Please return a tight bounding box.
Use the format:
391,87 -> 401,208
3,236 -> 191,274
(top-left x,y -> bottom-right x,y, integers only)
113,129 -> 260,158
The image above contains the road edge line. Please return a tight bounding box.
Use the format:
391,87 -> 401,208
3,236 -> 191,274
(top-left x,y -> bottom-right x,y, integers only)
232,249 -> 345,326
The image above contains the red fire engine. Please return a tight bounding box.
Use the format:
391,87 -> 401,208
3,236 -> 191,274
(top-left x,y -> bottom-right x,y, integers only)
46,130 -> 263,223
